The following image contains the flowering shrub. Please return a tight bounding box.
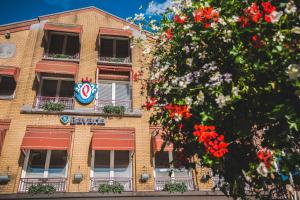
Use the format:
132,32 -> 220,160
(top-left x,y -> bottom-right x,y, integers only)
131,0 -> 300,198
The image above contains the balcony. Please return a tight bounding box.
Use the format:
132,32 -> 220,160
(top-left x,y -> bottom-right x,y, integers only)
154,177 -> 195,191
35,96 -> 75,110
18,178 -> 67,193
96,100 -> 132,113
98,56 -> 131,65
90,177 -> 132,192
43,53 -> 80,62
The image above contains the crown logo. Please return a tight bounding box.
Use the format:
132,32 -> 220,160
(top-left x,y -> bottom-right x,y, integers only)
82,77 -> 92,83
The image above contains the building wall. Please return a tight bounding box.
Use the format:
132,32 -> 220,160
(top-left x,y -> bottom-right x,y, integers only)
0,9 -> 212,194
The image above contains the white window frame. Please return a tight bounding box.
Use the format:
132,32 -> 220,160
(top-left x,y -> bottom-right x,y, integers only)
99,36 -> 130,58
38,76 -> 74,98
0,75 -> 17,100
90,150 -> 133,180
153,151 -> 191,180
21,149 -> 68,179
47,31 -> 79,56
97,80 -> 131,106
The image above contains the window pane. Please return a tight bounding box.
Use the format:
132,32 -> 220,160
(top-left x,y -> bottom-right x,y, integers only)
114,151 -> 130,178
116,40 -> 129,58
48,34 -> 64,54
48,150 -> 68,178
100,38 -> 113,57
59,81 -> 74,97
155,152 -> 170,168
98,83 -> 112,101
25,150 -> 47,178
0,76 -> 16,96
115,83 -> 130,109
41,79 -> 58,97
65,36 -> 80,56
94,150 -> 110,177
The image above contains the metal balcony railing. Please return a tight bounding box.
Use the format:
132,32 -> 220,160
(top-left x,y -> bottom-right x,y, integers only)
96,99 -> 132,113
90,177 -> 132,191
35,96 -> 75,110
43,53 -> 79,61
18,178 -> 67,193
98,56 -> 131,64
154,176 -> 195,191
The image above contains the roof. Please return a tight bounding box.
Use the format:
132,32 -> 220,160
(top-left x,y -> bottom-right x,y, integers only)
0,6 -> 136,35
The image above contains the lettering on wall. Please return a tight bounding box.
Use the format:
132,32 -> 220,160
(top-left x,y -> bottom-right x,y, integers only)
60,115 -> 105,125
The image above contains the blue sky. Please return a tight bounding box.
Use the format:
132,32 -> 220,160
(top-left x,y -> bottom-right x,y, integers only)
0,0 -> 170,25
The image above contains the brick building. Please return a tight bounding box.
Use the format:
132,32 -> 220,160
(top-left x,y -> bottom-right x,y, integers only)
0,7 -> 214,194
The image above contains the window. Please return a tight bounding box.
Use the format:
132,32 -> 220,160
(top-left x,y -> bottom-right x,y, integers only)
47,33 -> 80,58
22,150 -> 68,178
92,150 -> 132,178
99,37 -> 130,63
98,81 -> 131,110
0,76 -> 16,97
39,78 -> 74,98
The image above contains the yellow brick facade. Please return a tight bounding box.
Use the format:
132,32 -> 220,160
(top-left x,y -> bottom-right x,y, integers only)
0,7 -> 212,194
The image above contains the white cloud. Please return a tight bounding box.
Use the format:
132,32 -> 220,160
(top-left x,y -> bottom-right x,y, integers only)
43,0 -> 73,9
146,0 -> 172,15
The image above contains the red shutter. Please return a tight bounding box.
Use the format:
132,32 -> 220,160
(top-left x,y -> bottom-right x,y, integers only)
44,23 -> 82,34
91,127 -> 135,150
150,126 -> 173,152
35,60 -> 78,76
99,27 -> 132,37
0,66 -> 20,81
0,119 -> 11,155
20,126 -> 74,151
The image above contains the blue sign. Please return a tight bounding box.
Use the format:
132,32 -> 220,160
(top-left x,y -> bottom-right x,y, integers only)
60,115 -> 70,125
60,115 -> 105,125
74,81 -> 97,104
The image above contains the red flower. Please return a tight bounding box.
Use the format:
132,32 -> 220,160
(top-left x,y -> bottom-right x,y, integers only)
174,15 -> 187,24
261,2 -> 276,14
257,148 -> 273,168
264,15 -> 272,23
239,16 -> 249,28
165,29 -> 173,40
145,97 -> 157,110
194,7 -> 219,27
245,3 -> 262,23
193,124 -> 229,158
165,104 -> 192,120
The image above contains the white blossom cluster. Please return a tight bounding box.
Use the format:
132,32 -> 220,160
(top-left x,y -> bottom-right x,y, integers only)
286,64 -> 300,80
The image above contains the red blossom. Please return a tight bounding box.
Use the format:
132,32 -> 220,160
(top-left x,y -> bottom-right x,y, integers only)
194,7 -> 219,27
165,29 -> 173,40
264,15 -> 272,23
257,148 -> 273,168
261,2 -> 276,14
193,125 -> 229,158
145,97 -> 157,110
239,16 -> 249,28
245,3 -> 262,23
165,104 -> 192,119
174,15 -> 188,24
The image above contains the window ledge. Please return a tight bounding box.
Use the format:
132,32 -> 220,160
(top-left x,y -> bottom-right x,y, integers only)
20,105 -> 142,118
97,60 -> 132,66
42,56 -> 80,63
0,95 -> 14,100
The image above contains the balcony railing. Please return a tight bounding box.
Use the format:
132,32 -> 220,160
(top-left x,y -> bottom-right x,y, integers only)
98,57 -> 131,64
154,176 -> 195,191
18,178 -> 67,193
96,99 -> 132,113
43,53 -> 79,61
35,96 -> 75,110
90,177 -> 132,191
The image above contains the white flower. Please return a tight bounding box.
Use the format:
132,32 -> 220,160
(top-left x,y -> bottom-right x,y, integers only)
143,47 -> 151,55
232,87 -> 239,97
123,26 -> 131,30
134,13 -> 145,21
269,11 -> 283,23
272,31 -> 285,43
185,97 -> 193,105
256,162 -> 269,177
198,52 -> 207,60
186,58 -> 193,67
228,16 -> 239,23
218,18 -> 227,26
185,0 -> 193,8
196,91 -> 205,105
215,93 -> 231,108
210,22 -> 218,29
286,64 -> 300,80
183,46 -> 190,54
285,2 -> 297,14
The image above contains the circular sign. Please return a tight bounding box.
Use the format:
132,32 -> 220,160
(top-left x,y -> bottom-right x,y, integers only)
74,81 -> 97,104
60,115 -> 70,125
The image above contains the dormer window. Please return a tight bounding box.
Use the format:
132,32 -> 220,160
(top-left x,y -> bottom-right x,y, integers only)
99,37 -> 131,64
43,23 -> 82,61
